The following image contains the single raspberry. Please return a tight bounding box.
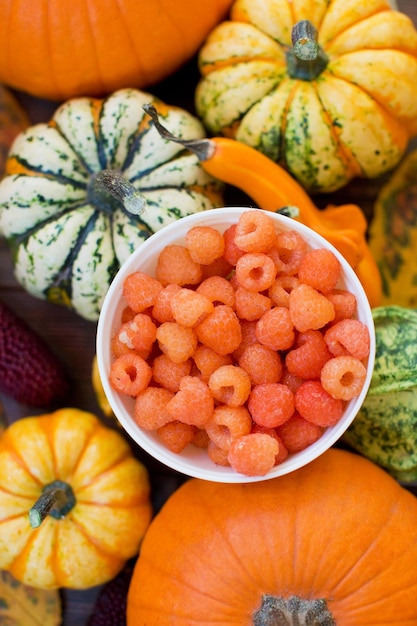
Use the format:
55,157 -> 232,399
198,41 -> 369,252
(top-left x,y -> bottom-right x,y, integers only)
238,342 -> 283,385
207,440 -> 230,466
117,313 -> 157,354
320,356 -> 367,401
166,376 -> 214,427
185,225 -> 225,264
109,353 -> 152,397
170,288 -> 214,328
208,364 -> 251,406
151,354 -> 192,392
255,306 -> 295,351
134,386 -> 174,430
196,275 -> 235,307
251,425 -> 289,464
155,244 -> 202,286
228,433 -> 279,476
157,420 -> 195,453
294,380 -> 344,427
234,209 -> 277,253
268,275 -> 300,307
152,283 -> 182,323
123,271 -> 163,312
285,329 -> 332,380
326,289 -> 357,323
289,283 -> 335,332
323,318 -> 370,360
205,404 -> 252,451
0,301 -> 69,407
235,252 -> 276,292
195,305 -> 242,355
276,413 -> 323,452
234,286 -> 271,321
298,248 -> 341,294
267,229 -> 308,275
192,344 -> 233,382
156,322 -> 197,363
248,382 -> 295,428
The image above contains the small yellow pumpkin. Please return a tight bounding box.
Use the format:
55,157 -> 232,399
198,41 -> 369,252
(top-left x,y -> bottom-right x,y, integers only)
195,0 -> 417,192
0,409 -> 152,589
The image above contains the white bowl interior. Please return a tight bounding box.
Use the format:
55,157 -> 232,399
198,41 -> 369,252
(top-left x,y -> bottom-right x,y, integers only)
96,207 -> 375,483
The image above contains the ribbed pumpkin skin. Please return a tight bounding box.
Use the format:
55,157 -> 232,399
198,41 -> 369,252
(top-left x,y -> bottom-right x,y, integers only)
127,448 -> 417,625
195,0 -> 417,193
0,88 -> 224,321
0,0 -> 233,101
0,409 -> 152,590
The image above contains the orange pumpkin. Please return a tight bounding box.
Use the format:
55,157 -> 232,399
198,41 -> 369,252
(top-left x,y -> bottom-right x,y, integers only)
127,448 -> 417,624
0,0 -> 233,101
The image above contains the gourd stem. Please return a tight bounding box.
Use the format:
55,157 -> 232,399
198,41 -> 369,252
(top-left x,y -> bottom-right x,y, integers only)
89,170 -> 146,216
143,103 -> 215,161
253,594 -> 336,625
286,20 -> 328,80
29,480 -> 76,528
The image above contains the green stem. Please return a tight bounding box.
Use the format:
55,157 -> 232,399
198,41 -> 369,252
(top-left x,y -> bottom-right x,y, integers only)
29,480 -> 76,528
88,170 -> 146,216
253,595 -> 336,625
286,20 -> 328,80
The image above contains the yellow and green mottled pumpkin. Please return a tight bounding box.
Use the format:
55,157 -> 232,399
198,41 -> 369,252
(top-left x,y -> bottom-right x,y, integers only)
0,88 -> 224,321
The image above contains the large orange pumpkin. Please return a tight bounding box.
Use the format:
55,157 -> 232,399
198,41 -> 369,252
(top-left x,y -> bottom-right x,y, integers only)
127,448 -> 417,624
0,0 -> 233,101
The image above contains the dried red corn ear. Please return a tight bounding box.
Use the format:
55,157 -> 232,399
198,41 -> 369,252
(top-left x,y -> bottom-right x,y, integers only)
0,301 -> 70,407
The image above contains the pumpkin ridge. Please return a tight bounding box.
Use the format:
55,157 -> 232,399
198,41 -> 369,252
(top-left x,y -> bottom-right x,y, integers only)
118,106 -> 161,174
1,435 -> 45,489
320,6 -> 394,52
52,118 -> 99,176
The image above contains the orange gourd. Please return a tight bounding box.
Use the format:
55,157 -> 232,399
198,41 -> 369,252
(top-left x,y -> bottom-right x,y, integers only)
0,0 -> 233,101
0,409 -> 152,589
127,448 -> 417,624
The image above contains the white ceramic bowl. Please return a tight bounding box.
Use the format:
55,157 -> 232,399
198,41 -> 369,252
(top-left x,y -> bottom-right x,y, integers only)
96,207 -> 375,483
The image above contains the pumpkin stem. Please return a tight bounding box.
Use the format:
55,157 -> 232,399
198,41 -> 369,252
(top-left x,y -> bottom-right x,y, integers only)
286,20 -> 328,80
29,480 -> 76,528
253,595 -> 336,625
88,170 -> 146,216
143,104 -> 215,161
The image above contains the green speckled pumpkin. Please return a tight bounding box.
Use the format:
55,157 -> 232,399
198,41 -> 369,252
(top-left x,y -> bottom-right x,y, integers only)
0,88 -> 224,321
195,0 -> 417,192
344,305 -> 417,482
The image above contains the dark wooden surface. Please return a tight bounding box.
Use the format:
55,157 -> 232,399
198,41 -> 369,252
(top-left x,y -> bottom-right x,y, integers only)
1,1 -> 416,622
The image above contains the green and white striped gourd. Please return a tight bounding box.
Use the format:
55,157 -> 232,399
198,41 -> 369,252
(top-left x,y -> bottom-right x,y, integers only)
0,88 -> 224,321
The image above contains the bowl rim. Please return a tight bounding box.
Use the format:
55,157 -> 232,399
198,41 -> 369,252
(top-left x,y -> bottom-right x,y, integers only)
96,207 -> 376,483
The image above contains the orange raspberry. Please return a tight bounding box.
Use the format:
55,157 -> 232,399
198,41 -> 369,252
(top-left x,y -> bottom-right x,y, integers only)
185,225 -> 225,264
326,289 -> 357,323
111,331 -> 139,359
157,421 -> 195,453
232,320 -> 258,360
205,405 -> 252,451
155,244 -> 202,286
323,318 -> 370,360
238,342 -> 283,385
235,252 -> 276,292
170,288 -> 214,328
196,305 -> 242,355
234,286 -> 271,321
248,382 -> 295,428
267,229 -> 308,275
320,356 -> 367,401
289,283 -> 335,332
123,271 -> 163,312
234,209 -> 277,253
196,275 -> 235,307
115,313 -> 157,355
294,380 -> 344,427
192,344 -> 233,382
276,413 -> 323,453
208,365 -> 252,406
285,329 -> 332,379
192,428 -> 210,449
152,354 -> 192,392
223,224 -> 245,266
152,283 -> 182,323
228,433 -> 279,476
134,386 -> 174,430
156,322 -> 197,363
268,275 -> 300,307
298,248 -> 341,294
251,425 -> 289,465
109,353 -> 152,397
166,376 -> 214,427
207,440 -> 230,466
255,306 -> 295,351
200,255 -> 233,280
